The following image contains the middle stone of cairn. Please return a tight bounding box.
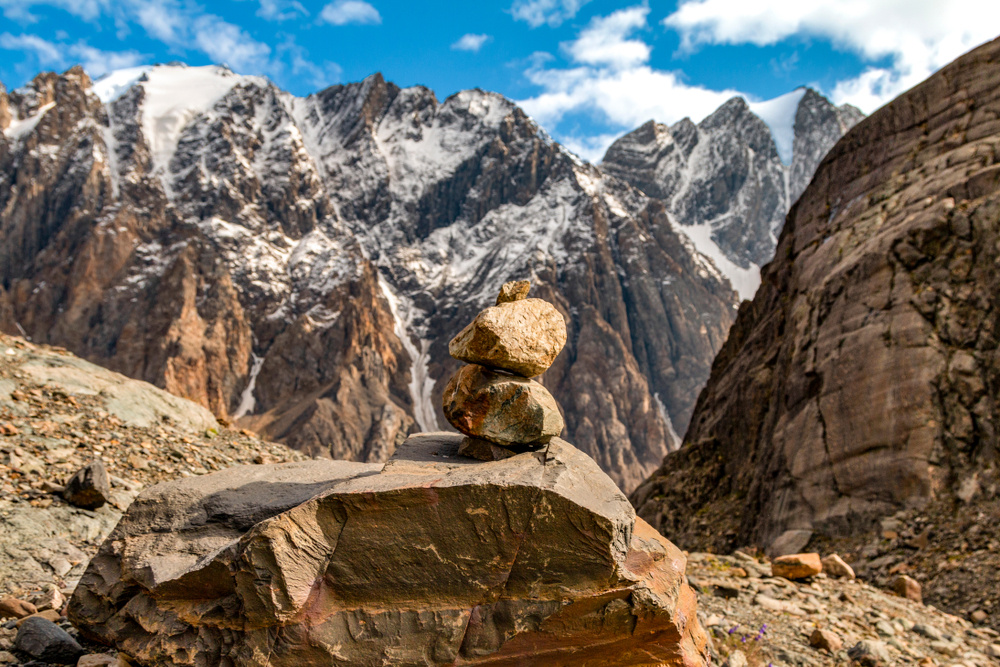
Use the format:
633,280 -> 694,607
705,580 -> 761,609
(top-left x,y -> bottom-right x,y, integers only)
442,280 -> 567,460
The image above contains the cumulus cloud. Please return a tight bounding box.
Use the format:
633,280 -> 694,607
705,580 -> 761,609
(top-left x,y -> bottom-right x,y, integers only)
131,0 -> 185,43
0,32 -> 64,64
0,0 -> 109,22
518,5 -> 740,155
564,6 -> 649,69
510,0 -> 591,28
452,33 -> 490,52
0,32 -> 145,78
320,0 -> 381,25
69,43 -> 145,77
278,37 -> 342,88
257,0 -> 308,21
663,0 -> 1000,111
192,15 -> 272,71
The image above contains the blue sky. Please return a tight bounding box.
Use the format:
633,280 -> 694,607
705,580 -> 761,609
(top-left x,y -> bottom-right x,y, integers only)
2,0 -> 999,160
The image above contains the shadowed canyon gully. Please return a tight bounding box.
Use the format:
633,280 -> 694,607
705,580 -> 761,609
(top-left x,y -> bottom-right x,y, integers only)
0,64 -> 859,491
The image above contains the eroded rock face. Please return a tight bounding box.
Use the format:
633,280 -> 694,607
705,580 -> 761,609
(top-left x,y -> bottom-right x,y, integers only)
69,433 -> 709,667
449,298 -> 567,378
442,364 -> 564,447
632,37 -> 1000,553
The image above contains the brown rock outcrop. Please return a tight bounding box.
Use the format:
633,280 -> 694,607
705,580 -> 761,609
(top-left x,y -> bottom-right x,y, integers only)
771,553 -> 822,580
68,433 -> 709,666
632,37 -> 1000,552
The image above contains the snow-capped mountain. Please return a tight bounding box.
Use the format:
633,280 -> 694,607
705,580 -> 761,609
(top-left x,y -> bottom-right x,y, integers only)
602,88 -> 863,298
0,64 -> 846,491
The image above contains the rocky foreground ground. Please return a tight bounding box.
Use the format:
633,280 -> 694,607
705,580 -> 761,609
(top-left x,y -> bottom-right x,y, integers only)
690,552 -> 1000,667
0,335 -> 305,664
0,332 -> 997,667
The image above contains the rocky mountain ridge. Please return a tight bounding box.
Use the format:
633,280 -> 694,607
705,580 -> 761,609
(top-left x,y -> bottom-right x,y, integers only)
0,63 -> 858,492
631,34 -> 1000,624
0,63 -> 741,492
602,88 -> 864,298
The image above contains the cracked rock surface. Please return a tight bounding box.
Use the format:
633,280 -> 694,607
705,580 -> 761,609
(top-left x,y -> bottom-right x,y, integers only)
68,432 -> 708,666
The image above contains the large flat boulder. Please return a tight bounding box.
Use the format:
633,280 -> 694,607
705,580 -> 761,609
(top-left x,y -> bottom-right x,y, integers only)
69,434 -> 708,666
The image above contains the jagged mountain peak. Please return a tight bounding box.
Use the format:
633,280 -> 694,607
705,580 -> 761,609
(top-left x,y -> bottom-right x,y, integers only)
1,64 -> 741,493
601,85 -> 864,299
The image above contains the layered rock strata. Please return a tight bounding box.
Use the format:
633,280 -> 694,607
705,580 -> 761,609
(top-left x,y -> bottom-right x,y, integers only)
68,432 -> 709,666
631,37 -> 1000,554
443,281 -> 567,451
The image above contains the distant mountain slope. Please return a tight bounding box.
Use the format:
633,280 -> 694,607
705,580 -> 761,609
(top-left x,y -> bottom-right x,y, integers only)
631,36 -> 1000,552
602,88 -> 863,298
0,64 -> 739,491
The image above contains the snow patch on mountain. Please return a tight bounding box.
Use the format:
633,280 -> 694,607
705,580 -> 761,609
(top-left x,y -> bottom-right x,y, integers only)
749,88 -> 807,165
377,274 -> 438,432
677,223 -> 761,300
233,354 -> 264,418
91,66 -> 154,103
375,89 -> 513,203
135,65 -> 265,182
3,101 -> 54,140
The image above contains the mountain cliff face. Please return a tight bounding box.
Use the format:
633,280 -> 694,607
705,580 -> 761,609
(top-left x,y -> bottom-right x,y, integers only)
632,36 -> 1000,550
0,64 -> 739,491
602,88 -> 863,298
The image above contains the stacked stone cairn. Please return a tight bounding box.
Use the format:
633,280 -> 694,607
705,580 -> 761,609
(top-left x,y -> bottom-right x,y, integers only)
442,280 -> 567,460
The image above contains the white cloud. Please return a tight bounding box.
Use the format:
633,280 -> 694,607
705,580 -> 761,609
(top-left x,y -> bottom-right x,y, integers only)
452,33 -> 490,52
319,0 -> 381,25
519,6 -> 739,135
69,43 -> 145,77
0,32 -> 145,78
563,6 -> 649,69
663,0 -> 1000,111
0,0 -> 108,22
559,132 -> 621,163
0,32 -> 64,64
510,0 -> 590,28
192,15 -> 272,71
131,0 -> 185,43
257,0 -> 307,21
278,37 -> 341,88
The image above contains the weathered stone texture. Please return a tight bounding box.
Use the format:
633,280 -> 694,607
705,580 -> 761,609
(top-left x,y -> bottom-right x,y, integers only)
632,37 -> 1000,552
69,433 -> 709,666
449,298 -> 567,378
442,364 -> 564,447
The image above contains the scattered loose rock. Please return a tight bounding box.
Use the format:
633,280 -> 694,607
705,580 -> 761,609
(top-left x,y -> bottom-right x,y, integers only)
848,639 -> 892,666
61,460 -> 111,510
13,616 -> 83,664
771,553 -> 822,580
821,553 -> 855,579
894,574 -> 923,604
0,598 -> 35,620
810,628 -> 843,652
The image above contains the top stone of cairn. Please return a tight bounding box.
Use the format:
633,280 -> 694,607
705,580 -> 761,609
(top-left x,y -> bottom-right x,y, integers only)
449,281 -> 567,378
